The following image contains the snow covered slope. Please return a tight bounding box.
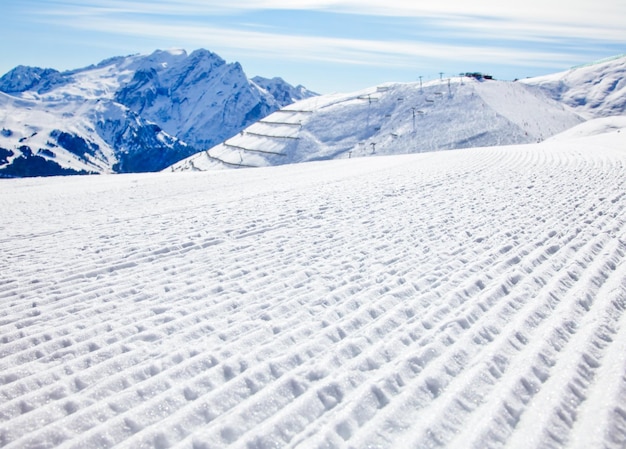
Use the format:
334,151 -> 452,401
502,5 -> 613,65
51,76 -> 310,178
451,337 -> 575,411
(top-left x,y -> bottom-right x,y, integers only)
545,115 -> 626,142
170,76 -> 584,171
0,90 -> 191,176
0,49 -> 316,177
523,54 -> 626,118
1,123 -> 626,448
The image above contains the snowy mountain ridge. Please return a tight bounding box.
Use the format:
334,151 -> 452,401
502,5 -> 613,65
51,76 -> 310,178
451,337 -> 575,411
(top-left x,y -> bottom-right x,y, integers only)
0,49 -> 317,177
522,54 -> 626,118
170,55 -> 626,173
2,52 -> 624,177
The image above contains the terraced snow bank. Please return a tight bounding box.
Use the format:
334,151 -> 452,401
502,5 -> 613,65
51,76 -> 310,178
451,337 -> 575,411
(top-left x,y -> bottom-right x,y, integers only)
1,122 -> 626,448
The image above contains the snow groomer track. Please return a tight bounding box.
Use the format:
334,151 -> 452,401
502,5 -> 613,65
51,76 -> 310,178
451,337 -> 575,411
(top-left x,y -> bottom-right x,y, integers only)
1,127 -> 626,448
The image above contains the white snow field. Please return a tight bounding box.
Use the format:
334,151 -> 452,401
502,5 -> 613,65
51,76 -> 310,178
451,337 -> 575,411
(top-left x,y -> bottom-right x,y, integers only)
2,120 -> 626,448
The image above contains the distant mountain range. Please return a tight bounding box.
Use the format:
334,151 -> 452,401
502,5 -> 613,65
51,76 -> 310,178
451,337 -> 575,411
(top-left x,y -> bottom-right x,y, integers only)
170,55 -> 625,172
0,49 -> 316,177
1,52 -> 624,178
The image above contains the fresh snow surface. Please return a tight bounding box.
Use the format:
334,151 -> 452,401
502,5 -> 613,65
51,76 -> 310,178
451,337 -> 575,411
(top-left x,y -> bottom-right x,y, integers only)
546,115 -> 626,142
2,124 -> 626,448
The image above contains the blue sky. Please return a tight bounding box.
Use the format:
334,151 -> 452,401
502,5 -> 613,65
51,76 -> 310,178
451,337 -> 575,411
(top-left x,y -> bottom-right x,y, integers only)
3,0 -> 625,93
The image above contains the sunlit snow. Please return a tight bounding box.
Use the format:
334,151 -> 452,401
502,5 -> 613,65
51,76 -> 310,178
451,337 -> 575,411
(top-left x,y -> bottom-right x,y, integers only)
171,77 -> 584,172
1,118 -> 626,448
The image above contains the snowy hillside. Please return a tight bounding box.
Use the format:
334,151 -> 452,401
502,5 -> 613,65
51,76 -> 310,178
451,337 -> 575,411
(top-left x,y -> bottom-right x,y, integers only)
1,122 -> 626,448
170,76 -> 584,171
0,90 -> 191,176
523,54 -> 626,118
545,115 -> 626,142
0,49 -> 316,177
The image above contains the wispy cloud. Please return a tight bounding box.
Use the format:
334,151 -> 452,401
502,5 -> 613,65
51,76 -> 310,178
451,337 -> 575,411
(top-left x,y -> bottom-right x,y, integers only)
37,0 -> 626,37
26,0 -> 626,85
49,15 -> 579,69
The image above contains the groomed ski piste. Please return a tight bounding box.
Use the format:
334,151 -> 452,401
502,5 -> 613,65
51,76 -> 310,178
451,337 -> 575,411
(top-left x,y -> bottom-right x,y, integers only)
1,116 -> 626,448
169,75 -> 584,172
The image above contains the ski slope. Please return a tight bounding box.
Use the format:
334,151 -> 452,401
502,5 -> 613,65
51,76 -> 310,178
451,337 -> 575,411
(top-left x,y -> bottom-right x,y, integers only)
1,120 -> 626,448
170,77 -> 583,171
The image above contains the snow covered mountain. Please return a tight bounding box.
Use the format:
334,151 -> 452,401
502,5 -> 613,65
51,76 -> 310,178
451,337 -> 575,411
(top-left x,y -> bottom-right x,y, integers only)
1,120 -> 626,448
170,76 -> 586,171
523,54 -> 626,118
0,90 -> 191,176
251,76 -> 315,105
0,49 -> 316,177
